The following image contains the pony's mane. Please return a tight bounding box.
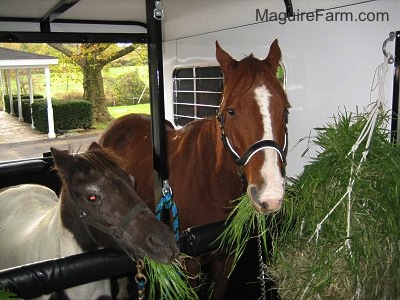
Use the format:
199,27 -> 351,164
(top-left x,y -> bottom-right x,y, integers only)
76,147 -> 125,174
47,146 -> 124,180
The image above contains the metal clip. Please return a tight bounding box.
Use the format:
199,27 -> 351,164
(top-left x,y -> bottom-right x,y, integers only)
153,1 -> 164,20
162,179 -> 172,197
382,31 -> 396,64
135,259 -> 147,300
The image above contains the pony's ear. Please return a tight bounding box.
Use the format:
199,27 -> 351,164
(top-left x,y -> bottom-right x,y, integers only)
88,142 -> 102,151
216,41 -> 237,80
264,39 -> 281,73
51,148 -> 74,177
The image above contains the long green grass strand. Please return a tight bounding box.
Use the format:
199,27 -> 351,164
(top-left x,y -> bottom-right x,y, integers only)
216,194 -> 272,277
144,256 -> 198,300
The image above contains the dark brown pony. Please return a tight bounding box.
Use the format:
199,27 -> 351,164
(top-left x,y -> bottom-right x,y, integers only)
0,142 -> 179,299
98,40 -> 290,299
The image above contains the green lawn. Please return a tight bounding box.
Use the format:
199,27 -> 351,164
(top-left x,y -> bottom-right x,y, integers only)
108,103 -> 150,118
94,103 -> 150,130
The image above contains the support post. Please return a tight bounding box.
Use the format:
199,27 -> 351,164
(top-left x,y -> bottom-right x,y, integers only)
28,69 -> 35,129
391,31 -> 399,143
44,66 -> 56,138
16,70 -> 23,122
146,0 -> 169,213
6,70 -> 14,116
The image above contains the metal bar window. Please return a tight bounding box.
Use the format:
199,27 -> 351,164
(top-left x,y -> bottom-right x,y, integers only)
173,66 -> 223,126
172,63 -> 286,127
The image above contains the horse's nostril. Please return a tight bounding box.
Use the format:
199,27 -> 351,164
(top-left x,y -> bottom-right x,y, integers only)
249,185 -> 266,209
145,233 -> 179,262
146,234 -> 163,248
249,186 -> 257,199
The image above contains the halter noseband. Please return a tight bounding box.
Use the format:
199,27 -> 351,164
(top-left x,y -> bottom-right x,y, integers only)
217,109 -> 288,175
79,202 -> 151,256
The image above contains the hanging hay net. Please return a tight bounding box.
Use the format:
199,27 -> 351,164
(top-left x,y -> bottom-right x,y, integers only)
267,57 -> 400,299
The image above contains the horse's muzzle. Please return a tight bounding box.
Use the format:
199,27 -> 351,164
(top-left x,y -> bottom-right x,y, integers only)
143,229 -> 180,264
247,184 -> 284,214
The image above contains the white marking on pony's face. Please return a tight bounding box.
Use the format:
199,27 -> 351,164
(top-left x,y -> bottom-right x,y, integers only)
251,85 -> 285,212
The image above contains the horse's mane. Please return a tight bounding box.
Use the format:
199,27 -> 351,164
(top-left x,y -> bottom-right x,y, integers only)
228,55 -> 273,98
228,54 -> 289,108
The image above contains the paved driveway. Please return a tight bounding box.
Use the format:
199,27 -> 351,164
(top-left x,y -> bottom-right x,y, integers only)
0,111 -> 101,162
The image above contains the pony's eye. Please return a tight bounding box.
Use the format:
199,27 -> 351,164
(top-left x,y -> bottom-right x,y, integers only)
227,108 -> 235,115
86,194 -> 98,202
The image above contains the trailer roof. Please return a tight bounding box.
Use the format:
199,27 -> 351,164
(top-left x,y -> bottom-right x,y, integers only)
0,0 -> 294,41
0,0 -> 147,24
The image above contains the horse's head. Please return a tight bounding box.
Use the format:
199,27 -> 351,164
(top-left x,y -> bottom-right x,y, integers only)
51,142 -> 179,264
216,40 -> 290,214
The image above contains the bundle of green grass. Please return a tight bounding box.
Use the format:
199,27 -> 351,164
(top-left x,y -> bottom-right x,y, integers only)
0,289 -> 19,299
144,256 -> 198,299
269,107 -> 400,298
218,105 -> 400,299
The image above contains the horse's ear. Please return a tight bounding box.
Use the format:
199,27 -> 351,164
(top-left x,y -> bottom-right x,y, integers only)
264,39 -> 281,73
88,142 -> 102,151
51,148 -> 74,176
216,41 -> 237,80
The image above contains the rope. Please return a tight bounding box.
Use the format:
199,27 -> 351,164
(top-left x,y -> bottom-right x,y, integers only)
308,56 -> 389,245
155,192 -> 180,242
304,55 -> 390,299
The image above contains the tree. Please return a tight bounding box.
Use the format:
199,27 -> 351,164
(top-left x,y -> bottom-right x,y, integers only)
48,43 -> 144,123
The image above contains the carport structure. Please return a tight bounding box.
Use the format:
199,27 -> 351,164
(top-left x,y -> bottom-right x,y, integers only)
0,47 -> 58,138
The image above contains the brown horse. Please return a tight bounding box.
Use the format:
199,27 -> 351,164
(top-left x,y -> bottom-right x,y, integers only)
98,40 -> 290,299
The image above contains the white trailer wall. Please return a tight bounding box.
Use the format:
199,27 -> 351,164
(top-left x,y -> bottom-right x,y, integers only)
162,0 -> 399,177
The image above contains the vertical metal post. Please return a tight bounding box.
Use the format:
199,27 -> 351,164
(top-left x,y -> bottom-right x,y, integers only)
145,0 -> 169,211
391,31 -> 399,143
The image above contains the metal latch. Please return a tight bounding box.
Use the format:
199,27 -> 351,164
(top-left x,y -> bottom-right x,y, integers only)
154,1 -> 164,20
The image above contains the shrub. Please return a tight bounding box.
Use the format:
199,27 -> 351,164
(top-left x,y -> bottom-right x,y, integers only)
4,94 -> 43,115
32,99 -> 92,133
20,99 -> 33,123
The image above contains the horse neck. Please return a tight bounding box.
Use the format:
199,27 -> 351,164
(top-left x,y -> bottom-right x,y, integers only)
172,117 -> 241,176
60,187 -> 98,251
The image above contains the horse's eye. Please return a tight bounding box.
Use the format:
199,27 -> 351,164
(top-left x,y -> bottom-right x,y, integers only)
227,108 -> 235,115
86,194 -> 98,202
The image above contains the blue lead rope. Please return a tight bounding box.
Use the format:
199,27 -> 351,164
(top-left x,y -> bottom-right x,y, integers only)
155,191 -> 180,242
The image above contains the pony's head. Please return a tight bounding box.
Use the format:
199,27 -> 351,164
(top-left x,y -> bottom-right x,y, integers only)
216,40 -> 290,214
52,142 -> 179,264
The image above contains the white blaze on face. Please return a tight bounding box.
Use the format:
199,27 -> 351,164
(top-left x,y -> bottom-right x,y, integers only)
253,85 -> 285,211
